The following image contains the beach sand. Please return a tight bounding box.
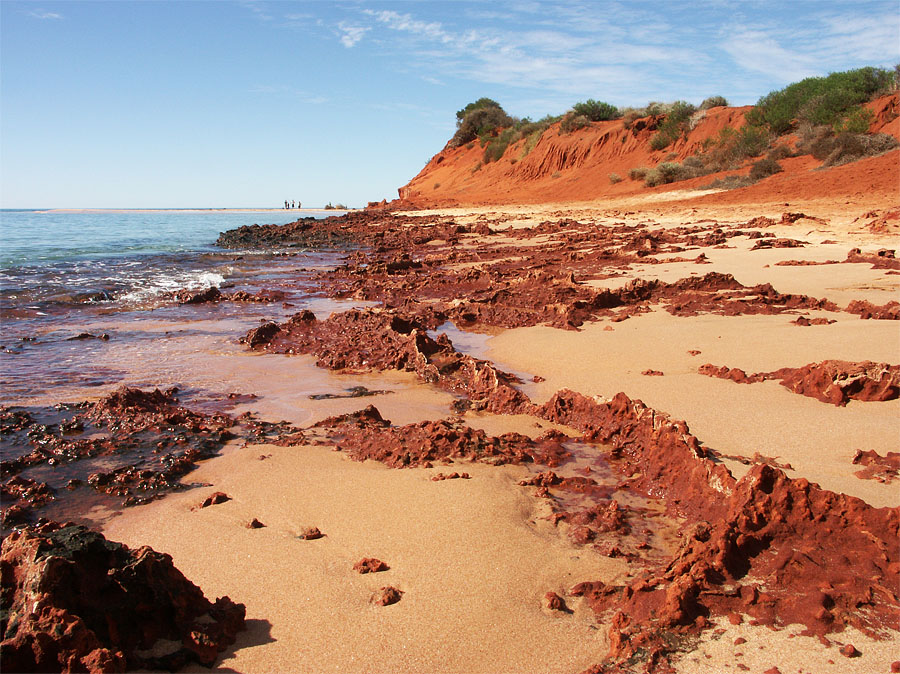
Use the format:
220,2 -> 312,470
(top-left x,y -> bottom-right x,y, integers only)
96,199 -> 899,672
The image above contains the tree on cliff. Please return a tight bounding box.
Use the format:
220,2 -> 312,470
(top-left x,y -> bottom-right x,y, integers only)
450,98 -> 514,147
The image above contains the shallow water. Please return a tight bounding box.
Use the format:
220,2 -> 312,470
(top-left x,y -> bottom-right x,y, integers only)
0,210 -> 465,529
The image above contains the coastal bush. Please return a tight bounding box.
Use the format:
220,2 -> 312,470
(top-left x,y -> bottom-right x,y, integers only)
700,95 -> 729,110
833,106 -> 874,134
559,112 -> 591,134
702,174 -> 756,190
796,124 -> 835,157
701,125 -> 770,166
608,173 -> 622,184
645,161 -> 688,187
746,66 -> 894,134
649,100 -> 697,150
483,127 -> 517,163
517,115 -> 560,158
766,144 -> 793,161
628,166 -> 650,180
571,99 -> 620,121
622,110 -> 642,129
817,132 -> 900,167
748,157 -> 783,180
451,100 -> 515,148
456,97 -> 503,123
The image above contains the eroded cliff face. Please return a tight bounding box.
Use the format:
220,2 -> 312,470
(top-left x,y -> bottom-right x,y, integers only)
397,94 -> 900,208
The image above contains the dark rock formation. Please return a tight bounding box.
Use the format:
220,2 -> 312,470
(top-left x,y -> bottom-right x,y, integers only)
0,522 -> 245,672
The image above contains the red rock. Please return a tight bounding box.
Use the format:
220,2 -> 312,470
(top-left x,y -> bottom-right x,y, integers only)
846,299 -> 900,320
372,586 -> 403,606
699,360 -> 900,405
851,449 -> 900,483
199,491 -> 230,508
845,247 -> 900,270
641,369 -> 664,376
298,527 -> 323,540
733,637 -> 746,645
839,644 -> 860,657
247,518 -> 265,529
353,558 -> 389,574
763,668 -> 781,674
174,286 -> 222,304
431,472 -> 471,481
0,523 -> 245,672
791,316 -> 836,326
890,660 -> 900,672
544,592 -> 568,612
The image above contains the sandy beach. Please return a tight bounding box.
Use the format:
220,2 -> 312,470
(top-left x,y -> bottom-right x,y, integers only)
74,195 -> 897,673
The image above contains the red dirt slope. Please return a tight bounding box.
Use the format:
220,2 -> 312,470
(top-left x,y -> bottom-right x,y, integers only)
397,94 -> 900,209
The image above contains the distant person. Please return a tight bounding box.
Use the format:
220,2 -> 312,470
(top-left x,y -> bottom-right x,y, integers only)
291,200 -> 295,209
297,201 -> 301,209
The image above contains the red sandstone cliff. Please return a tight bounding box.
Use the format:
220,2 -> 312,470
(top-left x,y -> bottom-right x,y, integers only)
397,94 -> 900,208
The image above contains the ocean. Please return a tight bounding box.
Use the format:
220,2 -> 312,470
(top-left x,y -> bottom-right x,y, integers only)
0,209 -> 341,308
0,208 -> 352,406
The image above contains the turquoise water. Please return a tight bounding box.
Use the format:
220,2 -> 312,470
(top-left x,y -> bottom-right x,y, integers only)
0,209 -> 329,267
0,209 -> 342,311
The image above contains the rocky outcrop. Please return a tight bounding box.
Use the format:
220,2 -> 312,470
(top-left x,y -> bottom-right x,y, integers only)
0,522 -> 245,672
699,360 -> 900,405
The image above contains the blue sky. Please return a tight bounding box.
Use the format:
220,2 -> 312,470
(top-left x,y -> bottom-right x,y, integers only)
2,1 -> 897,209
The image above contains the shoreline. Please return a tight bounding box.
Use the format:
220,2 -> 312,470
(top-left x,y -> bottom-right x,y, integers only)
32,207 -> 353,214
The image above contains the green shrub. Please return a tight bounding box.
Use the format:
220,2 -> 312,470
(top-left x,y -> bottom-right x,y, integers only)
571,99 -> 620,121
608,173 -> 622,184
702,175 -> 756,190
622,110 -> 642,129
820,132 -> 900,167
700,96 -> 729,110
644,161 -> 693,186
747,66 -> 893,134
767,144 -> 793,161
456,98 -> 503,123
702,125 -> 771,166
649,100 -> 697,150
649,133 -> 673,151
628,167 -> 650,180
559,112 -> 591,134
482,127 -> 517,163
748,157 -> 783,180
833,106 -> 875,134
520,128 -> 545,157
796,124 -> 835,158
451,101 -> 514,147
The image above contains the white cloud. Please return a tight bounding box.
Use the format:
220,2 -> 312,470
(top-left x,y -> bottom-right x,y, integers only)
338,22 -> 369,48
29,9 -> 62,20
721,30 -> 820,83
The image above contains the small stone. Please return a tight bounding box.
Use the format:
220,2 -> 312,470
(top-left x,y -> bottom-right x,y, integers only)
733,637 -> 746,645
372,586 -> 402,606
353,558 -> 389,574
544,592 -> 567,612
247,518 -> 265,529
199,491 -> 230,508
298,527 -> 323,540
838,644 -> 859,658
